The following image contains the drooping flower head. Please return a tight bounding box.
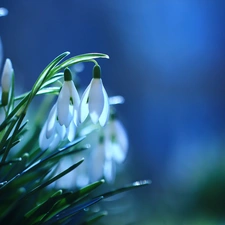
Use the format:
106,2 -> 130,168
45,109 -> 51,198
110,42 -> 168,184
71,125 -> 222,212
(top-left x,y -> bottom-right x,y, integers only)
39,68 -> 80,150
79,64 -> 109,126
57,68 -> 80,127
1,58 -> 13,105
105,112 -> 129,164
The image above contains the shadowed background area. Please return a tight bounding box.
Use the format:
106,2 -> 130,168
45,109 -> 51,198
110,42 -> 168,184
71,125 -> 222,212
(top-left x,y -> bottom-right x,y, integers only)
1,0 -> 225,224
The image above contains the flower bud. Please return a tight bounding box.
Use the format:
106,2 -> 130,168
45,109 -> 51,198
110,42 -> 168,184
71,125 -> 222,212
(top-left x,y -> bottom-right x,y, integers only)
1,58 -> 13,105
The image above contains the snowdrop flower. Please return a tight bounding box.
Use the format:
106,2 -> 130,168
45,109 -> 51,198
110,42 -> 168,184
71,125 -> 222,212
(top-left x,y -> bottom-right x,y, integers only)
105,114 -> 129,164
57,68 -> 80,127
98,114 -> 128,183
79,64 -> 109,126
89,115 -> 128,184
1,58 -> 13,105
39,68 -> 80,150
91,135 -> 116,183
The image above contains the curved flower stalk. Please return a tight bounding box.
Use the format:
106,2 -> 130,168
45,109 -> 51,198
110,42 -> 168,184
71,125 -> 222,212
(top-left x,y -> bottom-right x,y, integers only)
1,58 -> 13,106
79,64 -> 109,126
39,68 -> 80,150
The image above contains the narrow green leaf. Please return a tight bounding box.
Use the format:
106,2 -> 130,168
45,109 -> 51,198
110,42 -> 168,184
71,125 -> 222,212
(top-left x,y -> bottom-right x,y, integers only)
25,52 -> 70,111
37,87 -> 60,95
0,139 -> 21,155
74,179 -> 105,202
25,158 -> 84,197
1,113 -> 26,163
0,93 -> 29,131
6,71 -> 15,115
41,73 -> 63,88
96,180 -> 151,199
14,86 -> 60,101
83,211 -> 108,225
0,157 -> 22,166
41,180 -> 104,223
21,136 -> 85,176
42,196 -> 104,225
23,190 -> 66,224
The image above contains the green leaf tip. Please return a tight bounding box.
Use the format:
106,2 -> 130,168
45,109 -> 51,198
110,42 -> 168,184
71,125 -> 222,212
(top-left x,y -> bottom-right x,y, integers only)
64,67 -> 72,81
103,54 -> 109,59
93,64 -> 101,79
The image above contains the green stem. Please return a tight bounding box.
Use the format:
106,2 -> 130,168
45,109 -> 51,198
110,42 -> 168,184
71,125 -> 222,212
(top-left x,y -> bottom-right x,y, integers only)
1,112 -> 26,163
0,118 -> 18,155
0,93 -> 29,131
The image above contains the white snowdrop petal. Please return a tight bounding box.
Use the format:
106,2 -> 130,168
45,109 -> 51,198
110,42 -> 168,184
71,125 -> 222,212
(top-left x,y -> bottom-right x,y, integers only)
89,79 -> 104,124
73,110 -> 79,126
67,121 -> 76,142
68,81 -> 80,108
46,104 -> 57,139
99,85 -> 109,126
104,137 -> 113,160
112,142 -> 126,163
57,84 -> 72,126
1,58 -> 13,92
49,133 -> 61,151
90,143 -> 105,182
56,122 -> 66,140
39,122 -> 54,151
114,120 -> 129,161
79,83 -> 91,123
69,81 -> 80,126
104,159 -> 116,183
65,104 -> 74,127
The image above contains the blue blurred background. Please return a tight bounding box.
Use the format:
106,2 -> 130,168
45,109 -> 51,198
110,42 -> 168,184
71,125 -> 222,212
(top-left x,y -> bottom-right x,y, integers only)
1,0 -> 225,224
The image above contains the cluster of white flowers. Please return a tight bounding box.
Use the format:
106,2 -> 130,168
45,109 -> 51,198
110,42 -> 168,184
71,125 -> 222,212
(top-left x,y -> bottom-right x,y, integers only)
39,64 -> 129,187
39,65 -> 110,150
52,111 -> 129,188
89,112 -> 129,184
